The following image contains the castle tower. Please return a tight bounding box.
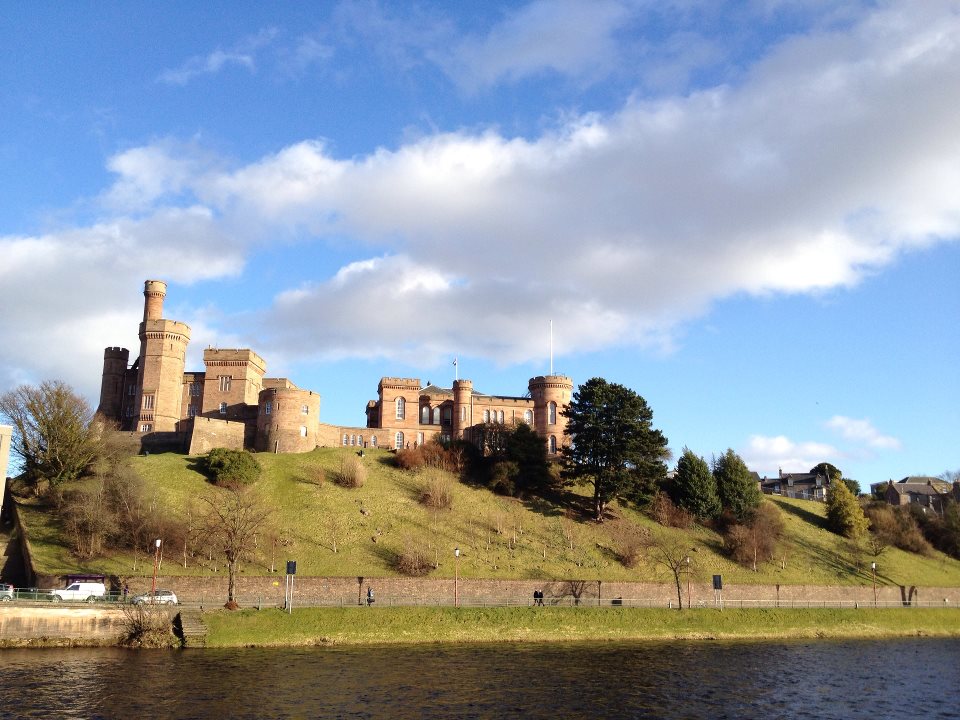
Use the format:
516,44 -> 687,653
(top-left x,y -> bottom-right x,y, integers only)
452,379 -> 473,438
528,374 -> 574,455
135,280 -> 191,433
201,348 -> 267,423
97,347 -> 130,421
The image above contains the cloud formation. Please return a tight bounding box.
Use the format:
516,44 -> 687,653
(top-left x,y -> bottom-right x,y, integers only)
157,28 -> 278,85
826,416 -> 902,450
1,1 -> 958,404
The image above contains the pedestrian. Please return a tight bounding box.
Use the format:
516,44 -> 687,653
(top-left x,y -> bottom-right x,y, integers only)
123,582 -> 129,602
367,586 -> 374,606
537,590 -> 544,606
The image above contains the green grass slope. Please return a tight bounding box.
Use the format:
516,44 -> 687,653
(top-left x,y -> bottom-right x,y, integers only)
20,447 -> 960,588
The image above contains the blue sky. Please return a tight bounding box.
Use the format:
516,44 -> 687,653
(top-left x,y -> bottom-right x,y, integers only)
1,1 -> 957,484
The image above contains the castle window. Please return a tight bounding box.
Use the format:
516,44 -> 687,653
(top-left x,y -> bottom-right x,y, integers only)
301,404 -> 309,415
371,436 -> 378,447
497,410 -> 504,423
300,426 -> 308,438
395,431 -> 404,449
190,382 -> 201,397
483,410 -> 490,423
219,402 -> 227,414
524,409 -> 533,424
421,406 -> 430,424
265,401 -> 272,415
358,435 -> 363,446
343,434 -> 348,446
443,407 -> 452,425
218,375 -> 232,392
549,435 -> 557,454
417,432 -> 424,446
460,407 -> 466,422
139,423 -> 152,432
433,407 -> 440,425
142,394 -> 154,410
128,385 -> 136,396
350,435 -> 356,446
187,405 -> 197,418
548,401 -> 557,425
395,397 -> 405,420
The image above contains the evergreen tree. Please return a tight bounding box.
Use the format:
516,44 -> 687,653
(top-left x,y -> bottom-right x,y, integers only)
713,448 -> 762,521
672,447 -> 721,521
561,377 -> 669,521
825,477 -> 869,539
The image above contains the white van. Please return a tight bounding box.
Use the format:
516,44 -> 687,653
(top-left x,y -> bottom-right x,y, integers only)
51,582 -> 106,602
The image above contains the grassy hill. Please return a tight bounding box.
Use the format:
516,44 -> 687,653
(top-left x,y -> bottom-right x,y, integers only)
16,447 -> 960,588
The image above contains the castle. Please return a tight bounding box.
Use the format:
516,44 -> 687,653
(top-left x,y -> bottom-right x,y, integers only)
97,280 -> 573,456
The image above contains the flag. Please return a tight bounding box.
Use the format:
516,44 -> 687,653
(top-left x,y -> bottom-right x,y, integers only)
453,358 -> 457,366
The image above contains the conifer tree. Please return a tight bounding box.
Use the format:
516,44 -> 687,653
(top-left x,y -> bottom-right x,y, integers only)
713,448 -> 762,521
673,448 -> 721,521
825,476 -> 869,539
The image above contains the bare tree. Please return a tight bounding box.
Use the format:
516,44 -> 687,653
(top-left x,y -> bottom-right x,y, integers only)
644,533 -> 692,609
201,485 -> 273,605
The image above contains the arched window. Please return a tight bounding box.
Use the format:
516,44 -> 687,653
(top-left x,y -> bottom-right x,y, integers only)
395,431 -> 404,449
421,406 -> 430,424
460,407 -> 466,422
483,410 -> 490,423
371,436 -> 378,447
497,410 -> 504,423
350,434 -> 356,446
396,397 -> 405,420
549,435 -> 557,454
219,402 -> 227,415
342,433 -> 348,446
358,435 -> 363,446
548,401 -> 557,425
432,407 -> 441,425
300,426 -> 307,437
524,409 -> 533,424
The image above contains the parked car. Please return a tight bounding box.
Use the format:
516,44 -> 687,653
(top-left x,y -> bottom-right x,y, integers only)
0,583 -> 13,601
130,589 -> 178,606
50,581 -> 107,602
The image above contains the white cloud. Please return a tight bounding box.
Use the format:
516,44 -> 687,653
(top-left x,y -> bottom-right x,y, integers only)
826,416 -> 902,450
157,28 -> 278,85
741,435 -> 840,476
3,1 -> 960,397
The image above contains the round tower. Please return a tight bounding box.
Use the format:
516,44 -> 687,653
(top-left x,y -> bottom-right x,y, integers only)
528,374 -> 574,454
143,279 -> 167,321
97,346 -> 130,420
452,379 -> 473,438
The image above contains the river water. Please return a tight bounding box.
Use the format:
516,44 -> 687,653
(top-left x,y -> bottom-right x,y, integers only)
1,638 -> 958,719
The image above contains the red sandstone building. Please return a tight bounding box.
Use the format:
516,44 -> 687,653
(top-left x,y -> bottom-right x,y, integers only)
98,280 -> 572,456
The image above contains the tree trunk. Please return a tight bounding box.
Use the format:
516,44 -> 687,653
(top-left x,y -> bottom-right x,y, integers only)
674,572 -> 683,610
228,560 -> 237,602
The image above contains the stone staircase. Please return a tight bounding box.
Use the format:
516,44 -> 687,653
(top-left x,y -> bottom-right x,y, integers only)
176,609 -> 208,647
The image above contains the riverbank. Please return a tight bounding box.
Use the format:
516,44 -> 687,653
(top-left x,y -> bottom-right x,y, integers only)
202,606 -> 960,648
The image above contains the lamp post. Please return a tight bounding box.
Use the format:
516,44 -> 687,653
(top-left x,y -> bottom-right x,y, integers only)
871,561 -> 877,606
454,547 -> 460,608
151,538 -> 162,603
685,556 -> 691,610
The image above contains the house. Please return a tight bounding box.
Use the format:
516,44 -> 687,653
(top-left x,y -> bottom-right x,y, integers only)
760,468 -> 831,501
876,476 -> 957,516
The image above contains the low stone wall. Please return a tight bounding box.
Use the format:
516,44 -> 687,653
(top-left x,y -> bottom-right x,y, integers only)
0,606 -> 134,643
120,574 -> 960,608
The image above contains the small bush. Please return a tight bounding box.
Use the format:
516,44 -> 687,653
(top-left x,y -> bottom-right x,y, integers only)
335,454 -> 366,488
488,460 -> 518,496
395,447 -> 425,471
724,502 -> 784,570
420,471 -> 454,510
394,540 -> 432,576
648,491 -> 693,529
120,605 -> 177,648
202,448 -> 261,487
607,521 -> 647,569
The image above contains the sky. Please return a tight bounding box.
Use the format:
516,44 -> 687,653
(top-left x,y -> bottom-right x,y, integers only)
1,0 -> 958,485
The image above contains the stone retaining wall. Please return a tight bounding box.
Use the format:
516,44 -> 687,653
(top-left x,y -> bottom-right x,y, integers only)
0,606 -> 132,642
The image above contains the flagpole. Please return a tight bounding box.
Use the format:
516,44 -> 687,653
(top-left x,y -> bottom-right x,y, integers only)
453,357 -> 458,381
550,320 -> 553,375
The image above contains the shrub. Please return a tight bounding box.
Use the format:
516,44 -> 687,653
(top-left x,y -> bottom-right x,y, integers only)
607,521 -> 647,569
120,605 -> 177,648
724,502 -> 784,570
488,460 -> 518,496
202,448 -> 261,487
394,539 -> 432,576
395,447 -> 425,471
335,454 -> 366,488
420,471 -> 454,510
648,491 -> 693,529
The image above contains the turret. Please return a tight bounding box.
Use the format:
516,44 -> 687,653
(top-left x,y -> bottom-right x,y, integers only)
528,374 -> 573,454
97,347 -> 130,420
143,279 -> 167,321
452,379 -> 473,438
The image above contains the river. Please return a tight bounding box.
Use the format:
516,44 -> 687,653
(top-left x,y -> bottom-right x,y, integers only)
1,638 -> 957,719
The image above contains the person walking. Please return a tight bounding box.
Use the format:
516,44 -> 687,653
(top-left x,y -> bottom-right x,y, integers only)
367,586 -> 375,606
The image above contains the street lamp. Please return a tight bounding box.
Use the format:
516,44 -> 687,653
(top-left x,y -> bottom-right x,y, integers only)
151,538 -> 162,602
454,547 -> 460,608
871,561 -> 877,606
685,556 -> 691,610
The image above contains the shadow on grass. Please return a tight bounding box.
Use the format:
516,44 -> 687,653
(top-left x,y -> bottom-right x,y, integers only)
774,498 -> 829,530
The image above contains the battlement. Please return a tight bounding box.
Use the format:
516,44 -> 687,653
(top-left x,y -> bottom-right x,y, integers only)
203,348 -> 266,374
378,377 -> 421,392
103,347 -> 129,359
